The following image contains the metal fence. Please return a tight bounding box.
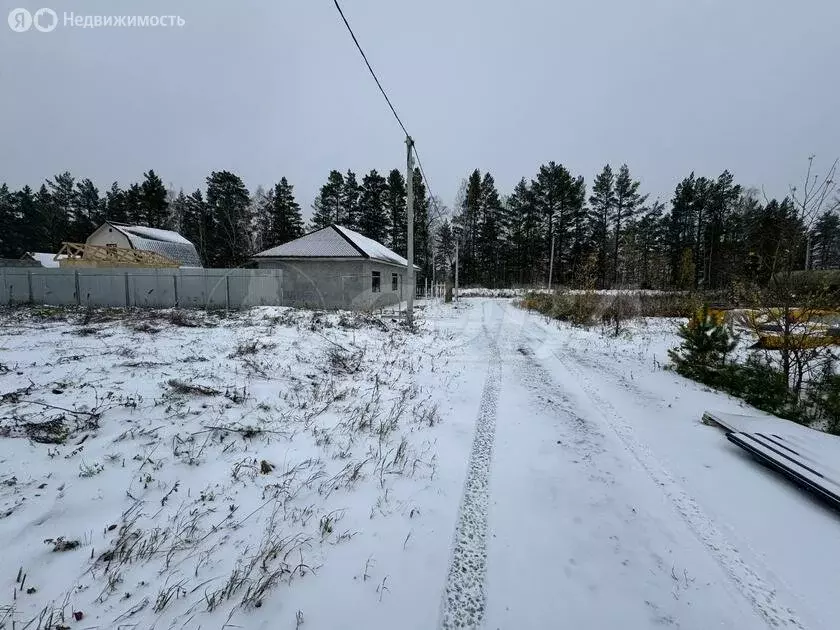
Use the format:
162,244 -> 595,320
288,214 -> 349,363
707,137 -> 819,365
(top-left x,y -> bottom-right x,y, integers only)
0,267 -> 286,309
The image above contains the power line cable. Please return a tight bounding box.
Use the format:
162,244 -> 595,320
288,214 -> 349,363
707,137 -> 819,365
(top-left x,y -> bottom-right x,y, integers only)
332,1 -> 446,225
413,145 -> 446,221
332,0 -> 409,138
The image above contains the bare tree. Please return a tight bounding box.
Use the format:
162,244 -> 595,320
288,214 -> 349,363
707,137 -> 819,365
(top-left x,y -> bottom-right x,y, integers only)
749,166 -> 838,401
790,156 -> 839,269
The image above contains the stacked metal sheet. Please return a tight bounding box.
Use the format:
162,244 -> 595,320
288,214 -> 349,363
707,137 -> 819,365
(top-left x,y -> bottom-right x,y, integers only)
704,410 -> 840,510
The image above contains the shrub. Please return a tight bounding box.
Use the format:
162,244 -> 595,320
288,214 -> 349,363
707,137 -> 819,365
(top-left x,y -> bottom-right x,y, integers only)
522,290 -> 699,324
668,305 -> 737,385
808,359 -> 840,435
634,293 -> 698,318
520,292 -> 553,313
601,293 -> 638,336
522,291 -> 602,327
723,356 -> 802,422
565,292 -> 601,326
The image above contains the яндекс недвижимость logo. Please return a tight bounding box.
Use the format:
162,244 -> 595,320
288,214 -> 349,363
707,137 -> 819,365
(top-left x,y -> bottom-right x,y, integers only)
7,7 -> 58,32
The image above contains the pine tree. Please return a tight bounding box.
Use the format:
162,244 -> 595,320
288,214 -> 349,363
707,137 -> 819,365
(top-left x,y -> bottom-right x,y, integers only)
311,170 -> 344,229
205,171 -> 251,267
667,174 -> 696,288
453,170 -> 482,285
247,186 -> 270,253
125,183 -> 144,224
701,171 -> 740,288
341,170 -> 361,231
690,175 -> 716,288
532,162 -> 574,285
810,211 -> 840,270
265,177 -> 304,248
16,185 -> 45,255
140,170 -> 169,228
252,187 -> 274,252
384,169 -> 407,256
589,165 -> 616,288
612,164 -> 646,286
71,178 -> 102,242
0,184 -> 16,257
435,219 -> 456,281
168,190 -> 190,237
181,189 -> 213,266
31,184 -> 57,251
743,197 -> 802,285
104,183 -> 129,223
357,170 -> 388,243
45,172 -> 74,249
411,167 -> 431,277
505,178 -> 537,285
566,175 -> 589,284
477,172 -> 502,286
631,201 -> 666,288
668,305 -> 737,385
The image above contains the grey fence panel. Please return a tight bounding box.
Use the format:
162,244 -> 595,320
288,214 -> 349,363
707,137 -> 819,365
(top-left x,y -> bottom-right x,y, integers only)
178,269 -> 229,308
77,270 -> 128,307
3,270 -> 32,304
228,270 -> 284,307
2,268 -> 290,309
31,269 -> 78,305
129,270 -> 177,308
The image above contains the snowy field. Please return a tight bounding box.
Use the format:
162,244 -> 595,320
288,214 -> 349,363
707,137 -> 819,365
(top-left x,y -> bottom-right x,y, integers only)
456,287 -> 677,298
0,306 -> 465,630
1,300 -> 838,629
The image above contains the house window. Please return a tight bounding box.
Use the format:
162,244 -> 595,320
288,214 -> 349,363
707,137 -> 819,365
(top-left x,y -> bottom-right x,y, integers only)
372,271 -> 381,293
392,273 -> 399,291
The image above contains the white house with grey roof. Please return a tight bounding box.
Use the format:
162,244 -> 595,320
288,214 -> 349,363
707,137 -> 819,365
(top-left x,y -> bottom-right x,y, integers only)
86,222 -> 203,267
253,225 -> 416,309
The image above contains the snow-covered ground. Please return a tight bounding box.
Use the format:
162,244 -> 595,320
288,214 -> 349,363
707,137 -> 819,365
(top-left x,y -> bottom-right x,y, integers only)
456,287 -> 677,298
1,300 -> 838,629
0,306 -> 469,630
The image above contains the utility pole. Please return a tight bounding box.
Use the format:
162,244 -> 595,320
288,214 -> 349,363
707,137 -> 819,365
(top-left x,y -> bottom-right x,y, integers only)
454,241 -> 459,301
405,135 -> 415,326
547,232 -> 555,291
431,242 -> 436,300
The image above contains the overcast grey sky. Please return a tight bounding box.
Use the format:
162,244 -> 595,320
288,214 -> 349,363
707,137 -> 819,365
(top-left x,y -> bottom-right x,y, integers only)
1,0 -> 838,218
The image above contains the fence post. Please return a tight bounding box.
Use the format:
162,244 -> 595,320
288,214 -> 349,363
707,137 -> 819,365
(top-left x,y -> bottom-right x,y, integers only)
173,272 -> 179,308
225,275 -> 231,311
124,272 -> 130,307
27,271 -> 33,304
74,270 -> 81,306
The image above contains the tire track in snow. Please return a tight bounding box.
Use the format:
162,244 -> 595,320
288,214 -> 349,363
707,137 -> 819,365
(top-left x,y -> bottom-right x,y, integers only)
517,312 -> 806,629
440,315 -> 502,630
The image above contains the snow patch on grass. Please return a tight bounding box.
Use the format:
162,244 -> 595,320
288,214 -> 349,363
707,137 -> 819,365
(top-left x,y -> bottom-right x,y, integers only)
0,305 -> 455,629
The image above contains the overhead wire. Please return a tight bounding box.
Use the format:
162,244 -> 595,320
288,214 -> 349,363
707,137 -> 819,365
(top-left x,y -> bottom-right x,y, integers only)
332,0 -> 409,138
332,0 -> 446,222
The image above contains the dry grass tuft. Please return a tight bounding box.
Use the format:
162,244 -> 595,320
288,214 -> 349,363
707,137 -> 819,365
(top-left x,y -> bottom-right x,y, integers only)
167,379 -> 220,396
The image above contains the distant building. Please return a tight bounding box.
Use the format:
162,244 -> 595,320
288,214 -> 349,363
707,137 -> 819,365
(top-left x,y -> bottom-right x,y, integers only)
253,224 -> 416,309
86,222 -> 202,268
0,257 -> 41,268
23,252 -> 65,268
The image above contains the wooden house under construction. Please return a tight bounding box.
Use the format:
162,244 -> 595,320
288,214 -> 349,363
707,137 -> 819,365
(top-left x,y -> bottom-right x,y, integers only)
56,222 -> 202,268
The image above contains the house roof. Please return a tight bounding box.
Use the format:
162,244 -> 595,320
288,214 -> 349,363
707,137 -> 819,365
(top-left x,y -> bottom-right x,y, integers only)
25,252 -> 65,268
102,222 -> 203,267
115,224 -> 193,246
254,225 -> 414,268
